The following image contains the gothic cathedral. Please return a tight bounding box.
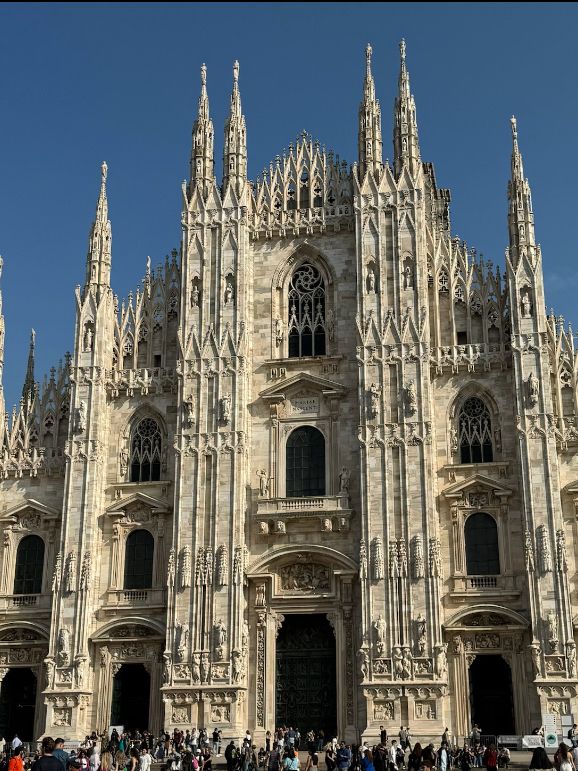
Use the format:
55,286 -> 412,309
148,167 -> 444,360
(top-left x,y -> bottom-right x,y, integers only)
0,42 -> 576,742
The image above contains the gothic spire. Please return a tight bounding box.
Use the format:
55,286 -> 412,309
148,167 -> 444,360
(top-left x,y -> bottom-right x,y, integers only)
0,257 -> 4,425
190,63 -> 215,198
508,116 -> 536,265
84,161 -> 112,301
393,39 -> 421,177
223,60 -> 247,196
358,43 -> 383,179
22,328 -> 35,402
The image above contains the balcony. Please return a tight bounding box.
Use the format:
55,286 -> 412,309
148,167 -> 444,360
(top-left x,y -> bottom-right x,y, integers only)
0,593 -> 52,611
450,574 -> 520,600
255,494 -> 352,535
105,588 -> 166,609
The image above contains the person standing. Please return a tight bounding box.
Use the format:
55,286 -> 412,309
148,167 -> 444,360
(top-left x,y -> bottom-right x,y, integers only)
52,740 -> 69,771
438,744 -> 449,771
336,743 -> 351,771
140,748 -> 151,771
388,741 -> 398,771
482,744 -> 497,771
380,729 -> 388,746
398,729 -> 408,753
10,739 -> 22,759
32,739 -> 64,771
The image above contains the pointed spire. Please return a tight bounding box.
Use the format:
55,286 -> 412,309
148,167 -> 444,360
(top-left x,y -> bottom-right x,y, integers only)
84,161 -> 112,301
190,63 -> 215,198
358,43 -> 383,179
393,39 -> 421,177
508,116 -> 536,266
22,329 -> 35,402
223,60 -> 247,195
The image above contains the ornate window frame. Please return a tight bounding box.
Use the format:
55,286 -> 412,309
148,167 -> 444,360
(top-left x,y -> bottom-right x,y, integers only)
117,409 -> 168,484
448,387 -> 502,466
271,246 -> 336,361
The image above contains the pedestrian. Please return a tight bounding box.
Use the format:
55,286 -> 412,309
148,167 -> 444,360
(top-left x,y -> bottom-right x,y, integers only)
380,729 -> 388,746
32,738 -> 63,771
325,746 -> 336,771
556,745 -> 575,771
304,752 -> 318,771
528,747 -> 553,771
361,751 -> 374,771
406,744 -> 421,771
8,750 -> 23,771
388,742 -> 398,771
10,739 -> 22,759
99,753 -> 113,771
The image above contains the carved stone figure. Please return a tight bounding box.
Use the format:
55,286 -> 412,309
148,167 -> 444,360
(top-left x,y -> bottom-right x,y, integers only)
404,263 -> 413,289
405,380 -> 417,415
83,325 -> 93,352
80,552 -> 91,590
373,615 -> 386,656
524,529 -> 535,572
200,652 -> 210,684
537,525 -> 552,573
416,614 -> 427,656
216,544 -> 228,586
191,653 -> 201,684
434,643 -> 448,678
191,284 -> 200,307
368,383 -> 381,419
255,582 -> 266,606
257,469 -> 269,497
359,539 -> 368,579
58,628 -> 70,666
521,290 -> 532,318
529,643 -> 542,677
180,545 -> 192,590
392,646 -> 404,680
358,648 -> 370,680
326,308 -> 335,342
367,267 -> 376,293
162,654 -> 171,685
528,372 -> 539,406
64,552 -> 76,594
401,647 -> 413,679
546,611 -> 558,652
339,466 -> 350,494
220,394 -> 231,424
411,535 -> 425,579
429,538 -> 443,578
453,635 -> 464,656
183,393 -> 195,427
567,641 -> 576,677
214,619 -> 227,648
279,564 -> 329,591
224,281 -> 234,305
76,401 -> 87,434
372,537 -> 384,580
275,317 -> 283,346
450,426 -> 458,454
232,649 -> 245,683
556,529 -> 568,572
119,447 -> 129,476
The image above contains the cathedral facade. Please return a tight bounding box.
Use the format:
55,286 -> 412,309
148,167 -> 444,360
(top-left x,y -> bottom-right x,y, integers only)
0,42 -> 577,743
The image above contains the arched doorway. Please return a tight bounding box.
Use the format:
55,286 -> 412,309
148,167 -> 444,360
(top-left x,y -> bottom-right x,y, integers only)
276,614 -> 336,736
469,655 -> 515,736
111,663 -> 150,731
0,668 -> 37,741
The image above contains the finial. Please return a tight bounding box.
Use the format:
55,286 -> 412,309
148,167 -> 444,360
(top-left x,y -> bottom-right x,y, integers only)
0,255 -> 3,279
30,329 -> 36,347
366,43 -> 372,70
510,115 -> 517,139
400,38 -> 406,63
233,60 -> 239,83
201,63 -> 207,86
146,255 -> 151,276
101,161 -> 108,183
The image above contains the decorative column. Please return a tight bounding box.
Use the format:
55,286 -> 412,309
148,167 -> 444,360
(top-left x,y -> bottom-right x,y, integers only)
449,635 -> 470,741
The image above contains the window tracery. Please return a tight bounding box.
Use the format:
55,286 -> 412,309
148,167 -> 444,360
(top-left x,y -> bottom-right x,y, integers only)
130,417 -> 162,483
458,397 -> 493,464
288,263 -> 326,358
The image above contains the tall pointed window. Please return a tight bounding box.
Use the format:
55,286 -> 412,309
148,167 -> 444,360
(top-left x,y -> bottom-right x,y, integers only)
13,535 -> 44,595
124,530 -> 154,589
465,513 -> 500,575
286,427 -> 325,497
130,417 -> 162,483
288,263 -> 326,358
458,397 -> 493,464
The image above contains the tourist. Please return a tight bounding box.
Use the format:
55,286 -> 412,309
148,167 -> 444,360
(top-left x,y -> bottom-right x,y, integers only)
361,750 -> 374,771
387,741 -> 398,771
11,739 -> 22,759
572,745 -> 578,770
528,747 -> 553,771
8,750 -> 23,771
406,744 -> 421,771
52,740 -> 68,771
398,729 -> 409,753
325,745 -> 335,771
282,750 -> 298,771
336,743 -> 351,771
470,727 -> 481,747
556,744 -> 575,771
304,751 -> 318,771
225,742 -> 237,771
379,729 -> 387,746
421,744 -> 436,770
266,734 -> 272,755
438,744 -> 449,771
100,752 -> 113,771
32,738 -> 63,771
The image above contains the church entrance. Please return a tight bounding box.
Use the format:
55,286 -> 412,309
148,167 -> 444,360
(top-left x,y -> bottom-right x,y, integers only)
469,655 -> 515,736
276,614 -> 337,737
111,663 -> 150,731
0,668 -> 37,742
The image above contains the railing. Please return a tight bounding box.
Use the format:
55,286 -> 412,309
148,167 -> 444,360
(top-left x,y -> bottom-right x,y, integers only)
468,575 -> 498,589
257,494 -> 350,517
106,588 -> 166,607
0,593 -> 52,611
450,574 -> 519,596
12,594 -> 38,607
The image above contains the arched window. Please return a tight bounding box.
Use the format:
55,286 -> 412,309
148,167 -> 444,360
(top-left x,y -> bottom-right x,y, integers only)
458,396 -> 493,464
288,263 -> 326,358
130,417 -> 162,483
465,513 -> 500,575
286,426 -> 325,498
124,530 -> 154,590
13,535 -> 44,595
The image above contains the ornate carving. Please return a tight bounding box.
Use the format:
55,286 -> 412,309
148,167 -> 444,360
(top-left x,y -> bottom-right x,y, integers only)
373,615 -> 386,656
216,544 -> 228,586
524,530 -> 535,572
179,545 -> 191,590
537,525 -> 552,573
415,614 -> 427,657
279,563 -> 330,591
256,622 -> 265,725
358,648 -> 370,680
527,372 -> 539,407
359,539 -> 368,579
257,468 -> 269,497
546,611 -> 559,653
80,552 -> 91,590
338,466 -> 351,494
371,536 -> 384,580
200,652 -> 210,684
213,620 -> 227,660
191,652 -> 200,684
75,401 -> 87,434
405,380 -> 417,415
233,545 -> 243,585
175,622 -> 189,662
219,394 -> 231,424
64,551 -> 76,594
567,642 -> 577,678
415,700 -> 437,720
411,534 -> 425,579
556,529 -> 568,572
52,551 -> 62,591
211,703 -> 231,723
428,537 -> 443,578
172,706 -> 191,724
529,643 -> 542,678
368,383 -> 381,419
53,707 -> 72,727
57,628 -> 71,666
167,548 -> 176,587
374,701 -> 394,721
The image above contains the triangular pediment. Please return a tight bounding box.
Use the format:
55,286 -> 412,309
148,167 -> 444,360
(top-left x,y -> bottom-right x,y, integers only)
105,491 -> 171,516
442,473 -> 512,500
260,372 -> 348,401
1,498 -> 61,522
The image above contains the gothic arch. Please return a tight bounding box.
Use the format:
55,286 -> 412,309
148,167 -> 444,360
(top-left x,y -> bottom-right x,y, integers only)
91,616 -> 166,641
0,620 -> 50,640
449,383 -> 500,423
444,604 -> 529,630
447,383 -> 501,463
272,242 -> 336,291
118,407 -> 168,482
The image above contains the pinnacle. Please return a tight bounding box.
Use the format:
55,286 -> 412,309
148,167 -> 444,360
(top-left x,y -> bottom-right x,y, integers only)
201,63 -> 207,86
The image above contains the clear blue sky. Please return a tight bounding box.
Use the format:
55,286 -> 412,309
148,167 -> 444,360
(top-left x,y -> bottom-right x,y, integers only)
2,3 -> 577,409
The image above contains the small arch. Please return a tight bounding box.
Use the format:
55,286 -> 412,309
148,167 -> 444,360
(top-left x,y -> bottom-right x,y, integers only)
130,416 -> 162,483
14,535 -> 45,595
465,512 -> 500,575
247,544 -> 358,577
286,426 -> 325,497
123,529 -> 154,590
445,604 -> 529,629
92,616 -> 165,640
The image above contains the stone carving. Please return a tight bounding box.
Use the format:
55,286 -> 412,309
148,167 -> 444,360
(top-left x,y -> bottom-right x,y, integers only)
255,582 -> 266,606
119,447 -> 129,476
529,643 -> 542,678
367,267 -> 376,293
80,552 -> 91,590
58,628 -> 71,666
537,525 -> 552,573
279,563 -> 329,591
274,317 -> 284,347
258,520 -> 269,534
216,544 -> 228,586
403,263 -> 413,289
204,548 -> 213,585
257,469 -> 269,497
434,643 -> 448,678
339,466 -> 350,494
180,545 -> 192,590
83,324 -> 93,352
373,615 -> 386,656
371,536 -> 384,580
405,380 -> 417,415
411,535 -> 425,579
231,649 -> 246,684
191,284 -> 200,307
546,611 -> 558,653
172,707 -> 190,724
398,538 -> 408,577
219,394 -> 231,424
389,540 -> 398,578
167,548 -> 176,587
183,393 -> 195,427
53,707 -> 72,727
211,704 -> 230,723
191,653 -> 201,684
368,383 -> 381,419
567,641 -> 576,678
358,648 -> 370,680
528,372 -> 539,407
392,646 -> 404,680
176,622 -> 189,662
556,529 -> 568,572
326,309 -> 335,342
214,620 -> 227,660
52,552 -> 62,591
452,635 -> 464,655
233,545 -> 243,585
524,530 -> 535,572
428,537 -> 443,578
64,551 -> 76,594
224,281 -> 234,305
321,518 -> 332,532
416,614 -> 427,656
75,401 -> 87,434
521,290 -> 532,318
374,701 -> 394,721
548,700 -> 571,716
450,426 -> 458,454
359,539 -> 368,579
415,701 -> 437,720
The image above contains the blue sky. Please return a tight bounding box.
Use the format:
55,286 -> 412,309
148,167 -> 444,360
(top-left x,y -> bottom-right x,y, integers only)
1,3 -> 578,408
